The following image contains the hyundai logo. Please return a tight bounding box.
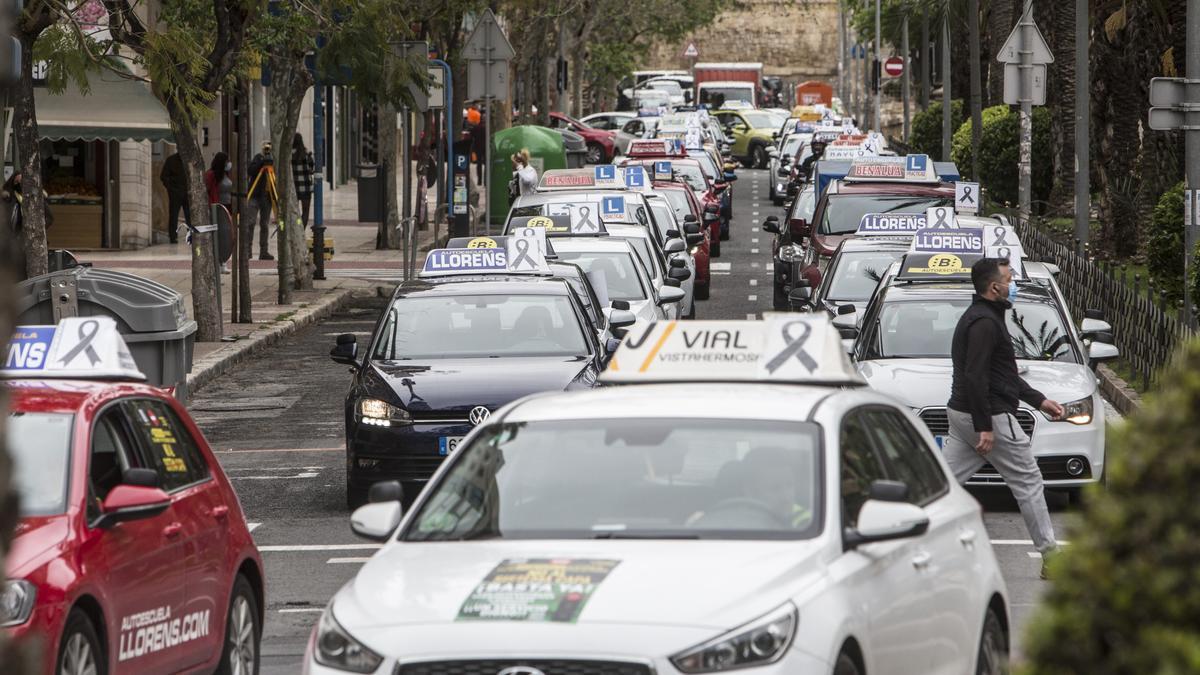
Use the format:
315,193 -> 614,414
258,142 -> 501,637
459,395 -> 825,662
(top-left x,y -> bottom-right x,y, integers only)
469,406 -> 491,426
496,668 -> 546,675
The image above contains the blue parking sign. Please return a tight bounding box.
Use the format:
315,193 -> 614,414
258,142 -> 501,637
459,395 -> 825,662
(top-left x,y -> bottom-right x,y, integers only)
624,165 -> 646,188
595,165 -> 616,181
905,154 -> 929,173
602,196 -> 626,216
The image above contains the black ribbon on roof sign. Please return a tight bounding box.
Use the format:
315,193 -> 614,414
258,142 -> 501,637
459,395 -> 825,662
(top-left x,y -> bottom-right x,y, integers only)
510,237 -> 538,270
995,245 -> 1013,262
577,205 -> 597,232
992,226 -> 1013,246
765,321 -> 818,375
59,319 -> 102,367
960,184 -> 976,205
930,207 -> 953,229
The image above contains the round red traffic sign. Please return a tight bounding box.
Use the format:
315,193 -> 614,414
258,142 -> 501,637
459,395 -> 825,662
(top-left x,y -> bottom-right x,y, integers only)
884,56 -> 904,78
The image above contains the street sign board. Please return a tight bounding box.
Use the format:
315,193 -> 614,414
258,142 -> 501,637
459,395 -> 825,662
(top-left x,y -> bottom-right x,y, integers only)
1149,78 -> 1188,107
1186,189 -> 1194,228
395,41 -> 429,112
467,59 -> 509,100
427,66 -> 445,109
683,42 -> 699,58
996,10 -> 1054,65
1003,63 -> 1046,106
1149,108 -> 1186,131
463,9 -> 516,62
883,56 -> 903,78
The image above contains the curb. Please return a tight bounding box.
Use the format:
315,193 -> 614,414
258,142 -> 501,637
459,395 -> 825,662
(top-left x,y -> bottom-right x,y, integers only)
1097,365 -> 1141,417
185,288 -> 356,395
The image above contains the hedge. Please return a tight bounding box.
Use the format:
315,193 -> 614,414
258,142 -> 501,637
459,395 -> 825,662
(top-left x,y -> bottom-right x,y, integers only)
1145,181 -> 1200,305
1021,338 -> 1200,674
908,99 -> 963,160
950,104 -> 1052,208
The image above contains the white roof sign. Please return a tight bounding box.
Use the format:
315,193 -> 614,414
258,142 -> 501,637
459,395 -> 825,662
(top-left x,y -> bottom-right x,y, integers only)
3,316 -> 145,381
601,317 -> 863,386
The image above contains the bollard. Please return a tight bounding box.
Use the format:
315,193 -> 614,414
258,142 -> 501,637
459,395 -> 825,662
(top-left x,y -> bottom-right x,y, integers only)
312,223 -> 327,281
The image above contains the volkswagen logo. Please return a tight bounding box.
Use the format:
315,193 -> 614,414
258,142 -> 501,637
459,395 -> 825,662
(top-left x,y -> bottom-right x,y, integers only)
469,406 -> 491,426
496,668 -> 546,675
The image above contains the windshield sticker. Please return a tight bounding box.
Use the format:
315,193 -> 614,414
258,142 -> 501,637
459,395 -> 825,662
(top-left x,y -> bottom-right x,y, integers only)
904,253 -> 969,276
118,606 -> 210,661
457,558 -> 620,623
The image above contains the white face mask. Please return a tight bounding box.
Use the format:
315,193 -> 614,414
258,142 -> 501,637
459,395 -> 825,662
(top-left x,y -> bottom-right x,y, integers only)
225,162 -> 233,172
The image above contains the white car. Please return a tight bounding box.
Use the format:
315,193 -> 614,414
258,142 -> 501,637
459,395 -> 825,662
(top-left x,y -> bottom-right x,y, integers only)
607,223 -> 694,320
547,237 -> 680,328
846,257 -> 1120,498
307,317 -> 1011,675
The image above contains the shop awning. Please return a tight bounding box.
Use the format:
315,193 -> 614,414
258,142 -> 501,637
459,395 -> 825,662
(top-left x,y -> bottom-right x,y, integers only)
35,70 -> 174,144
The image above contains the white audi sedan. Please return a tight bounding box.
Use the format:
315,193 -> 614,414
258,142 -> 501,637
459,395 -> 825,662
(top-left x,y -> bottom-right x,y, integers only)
305,318 -> 1011,675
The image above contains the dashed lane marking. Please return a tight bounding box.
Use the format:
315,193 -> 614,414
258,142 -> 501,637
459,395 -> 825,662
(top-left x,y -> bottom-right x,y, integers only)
328,557 -> 373,564
258,544 -> 382,552
751,248 -> 760,254
247,522 -> 262,533
710,262 -> 732,271
750,279 -> 759,286
278,608 -> 324,614
746,313 -> 757,320
748,295 -> 758,301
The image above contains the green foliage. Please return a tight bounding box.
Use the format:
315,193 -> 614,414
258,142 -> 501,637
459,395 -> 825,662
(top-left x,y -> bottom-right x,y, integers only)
1021,337 -> 1200,674
908,99 -> 963,159
950,104 -> 1052,208
32,23 -> 113,95
1145,181 -> 1200,305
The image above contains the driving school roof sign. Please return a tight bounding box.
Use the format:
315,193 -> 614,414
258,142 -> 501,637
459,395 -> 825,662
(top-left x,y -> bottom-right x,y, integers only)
857,213 -> 926,235
898,252 -> 980,280
846,154 -> 936,183
600,317 -> 864,386
3,316 -> 145,381
911,227 -> 984,254
421,233 -> 550,276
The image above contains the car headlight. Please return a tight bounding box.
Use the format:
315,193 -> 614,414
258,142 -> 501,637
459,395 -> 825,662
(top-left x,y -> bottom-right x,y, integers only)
314,608 -> 384,673
777,244 -> 802,264
0,580 -> 36,627
670,602 -> 797,673
1053,396 -> 1094,425
357,398 -> 412,427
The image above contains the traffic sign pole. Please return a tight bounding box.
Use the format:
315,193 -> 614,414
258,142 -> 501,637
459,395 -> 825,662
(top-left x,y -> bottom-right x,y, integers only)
1019,1 -> 1034,229
901,14 -> 911,143
1188,0 -> 1199,325
874,0 -> 881,132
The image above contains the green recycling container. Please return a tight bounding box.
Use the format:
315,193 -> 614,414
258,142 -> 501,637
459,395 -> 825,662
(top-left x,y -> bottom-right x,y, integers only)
489,125 -> 567,226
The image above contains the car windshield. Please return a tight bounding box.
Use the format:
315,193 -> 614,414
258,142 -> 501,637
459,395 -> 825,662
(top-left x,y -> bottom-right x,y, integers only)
646,80 -> 683,96
663,164 -> 707,192
820,194 -> 952,235
554,251 -> 648,301
826,251 -> 906,301
689,153 -> 720,180
701,87 -> 753,105
788,188 -> 817,222
372,294 -> 588,360
8,412 -> 73,516
740,112 -> 776,129
867,293 -> 1077,362
405,418 -> 823,541
781,135 -> 805,157
616,236 -> 660,281
658,189 -> 694,222
648,202 -> 678,240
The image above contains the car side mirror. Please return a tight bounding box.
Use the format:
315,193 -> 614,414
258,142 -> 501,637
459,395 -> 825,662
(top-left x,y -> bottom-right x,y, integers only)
670,258 -> 687,269
790,218 -> 812,239
683,214 -> 699,224
837,304 -> 856,316
605,337 -> 621,354
724,171 -> 738,182
1087,342 -> 1119,368
330,334 -> 359,368
766,146 -> 779,156
609,309 -> 637,329
713,183 -> 728,193
762,217 -> 781,234
668,267 -> 691,282
351,502 -> 403,542
665,239 -> 686,254
96,485 -> 171,529
611,300 -> 631,311
123,467 -> 161,488
686,233 -> 704,247
368,480 -> 404,504
1080,317 -> 1112,336
788,286 -> 812,309
833,313 -> 857,333
1085,308 -> 1104,320
666,229 -> 682,240
658,285 -> 686,305
683,222 -> 701,234
844,495 -> 930,549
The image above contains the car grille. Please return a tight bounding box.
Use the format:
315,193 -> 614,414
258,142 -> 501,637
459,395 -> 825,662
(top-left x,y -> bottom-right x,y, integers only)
396,660 -> 653,675
410,410 -> 472,423
971,456 -> 1092,482
919,407 -> 1036,437
378,456 -> 444,482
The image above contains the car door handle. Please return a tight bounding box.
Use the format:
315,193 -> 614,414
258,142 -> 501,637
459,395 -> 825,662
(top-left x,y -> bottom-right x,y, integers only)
959,530 -> 978,547
163,523 -> 183,539
911,551 -> 933,570
211,505 -> 229,520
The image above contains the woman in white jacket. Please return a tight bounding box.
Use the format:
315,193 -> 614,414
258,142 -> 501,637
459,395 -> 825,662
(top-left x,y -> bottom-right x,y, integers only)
511,148 -> 539,196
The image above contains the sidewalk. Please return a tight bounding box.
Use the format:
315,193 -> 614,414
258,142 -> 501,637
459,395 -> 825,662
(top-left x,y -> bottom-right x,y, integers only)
77,182 -> 445,393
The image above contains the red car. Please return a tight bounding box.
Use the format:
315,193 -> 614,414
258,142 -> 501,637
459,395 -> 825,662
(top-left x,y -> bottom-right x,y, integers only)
619,156 -> 726,258
548,112 -> 618,164
3,318 -> 264,675
654,181 -> 712,300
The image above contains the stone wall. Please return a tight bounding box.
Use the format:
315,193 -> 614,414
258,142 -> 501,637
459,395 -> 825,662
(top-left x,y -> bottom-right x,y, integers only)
118,141 -> 153,249
647,0 -> 841,81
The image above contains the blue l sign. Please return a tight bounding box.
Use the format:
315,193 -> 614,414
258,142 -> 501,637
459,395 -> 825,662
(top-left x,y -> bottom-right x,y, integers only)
602,196 -> 625,216
624,165 -> 646,188
595,165 -> 616,181
906,154 -> 929,173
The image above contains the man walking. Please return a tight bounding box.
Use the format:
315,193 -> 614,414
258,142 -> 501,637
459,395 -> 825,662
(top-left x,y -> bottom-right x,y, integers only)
943,257 -> 1065,579
160,152 -> 189,244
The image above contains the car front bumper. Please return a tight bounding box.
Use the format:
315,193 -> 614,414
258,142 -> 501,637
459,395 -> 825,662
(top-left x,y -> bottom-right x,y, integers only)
347,420 -> 474,493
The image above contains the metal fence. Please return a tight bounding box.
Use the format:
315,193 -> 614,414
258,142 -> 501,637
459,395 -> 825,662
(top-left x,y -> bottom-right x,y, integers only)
1015,218 -> 1195,389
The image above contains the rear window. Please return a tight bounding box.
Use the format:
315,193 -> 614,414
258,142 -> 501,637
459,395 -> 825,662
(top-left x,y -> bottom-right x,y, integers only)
820,194 -> 952,236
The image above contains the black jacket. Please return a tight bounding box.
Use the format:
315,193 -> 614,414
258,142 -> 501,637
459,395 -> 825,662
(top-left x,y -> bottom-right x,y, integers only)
948,294 -> 1046,432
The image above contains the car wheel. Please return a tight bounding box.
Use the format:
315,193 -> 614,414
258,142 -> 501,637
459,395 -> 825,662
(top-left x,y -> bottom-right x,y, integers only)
217,575 -> 261,675
711,239 -> 721,258
58,609 -> 104,675
976,607 -> 1009,675
585,143 -> 604,164
694,282 -> 710,300
752,145 -> 769,169
833,650 -> 861,675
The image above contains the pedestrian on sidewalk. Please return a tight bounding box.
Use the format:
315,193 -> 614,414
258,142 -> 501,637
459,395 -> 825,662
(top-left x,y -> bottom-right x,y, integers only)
160,152 -> 190,244
510,149 -> 538,200
942,257 -> 1066,579
204,152 -> 234,269
247,142 -> 275,261
292,133 -> 315,229
468,108 -> 486,186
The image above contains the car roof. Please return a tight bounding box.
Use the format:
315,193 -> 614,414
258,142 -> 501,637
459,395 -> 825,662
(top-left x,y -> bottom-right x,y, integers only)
502,383 -> 841,423
395,277 -> 571,298
5,380 -> 167,414
515,191 -> 646,205
837,238 -> 913,253
549,238 -> 638,253
882,274 -> 1053,301
834,182 -> 955,196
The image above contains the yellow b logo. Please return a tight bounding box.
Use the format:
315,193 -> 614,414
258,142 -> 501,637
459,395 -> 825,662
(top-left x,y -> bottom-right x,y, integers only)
929,254 -> 963,273
526,216 -> 554,228
466,237 -> 497,249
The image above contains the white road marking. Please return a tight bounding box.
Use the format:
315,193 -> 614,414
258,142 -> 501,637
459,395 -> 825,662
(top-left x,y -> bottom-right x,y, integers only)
278,608 -> 325,614
753,211 -> 760,216
751,248 -> 760,254
989,539 -> 1069,545
710,262 -> 732,271
748,295 -> 758,301
746,313 -> 757,320
258,544 -> 382,552
232,471 -> 320,480
750,279 -> 759,286
327,557 -> 373,564
752,227 -> 759,233
1027,552 -> 1043,559
751,262 -> 761,268
752,238 -> 759,244
247,522 -> 262,533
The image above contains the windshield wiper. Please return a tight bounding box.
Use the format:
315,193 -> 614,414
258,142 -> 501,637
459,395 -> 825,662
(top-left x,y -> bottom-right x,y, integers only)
591,532 -> 700,539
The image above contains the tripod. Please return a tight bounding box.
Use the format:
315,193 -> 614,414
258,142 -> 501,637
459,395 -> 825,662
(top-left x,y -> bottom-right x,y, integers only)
246,163 -> 281,258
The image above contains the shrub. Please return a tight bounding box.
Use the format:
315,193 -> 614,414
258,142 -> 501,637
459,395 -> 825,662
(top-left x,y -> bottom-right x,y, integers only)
951,104 -> 1052,207
1144,181 -> 1200,305
1021,338 -> 1200,674
908,99 -> 963,160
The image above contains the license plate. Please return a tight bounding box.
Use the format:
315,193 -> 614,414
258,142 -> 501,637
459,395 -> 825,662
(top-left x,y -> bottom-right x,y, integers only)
438,436 -> 465,456
934,435 -> 947,449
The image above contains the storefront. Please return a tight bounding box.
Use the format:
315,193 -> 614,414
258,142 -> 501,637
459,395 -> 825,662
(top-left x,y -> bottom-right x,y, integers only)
33,69 -> 173,250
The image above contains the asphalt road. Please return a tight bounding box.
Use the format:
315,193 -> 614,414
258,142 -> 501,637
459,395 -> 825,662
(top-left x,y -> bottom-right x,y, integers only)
190,169 -> 1091,672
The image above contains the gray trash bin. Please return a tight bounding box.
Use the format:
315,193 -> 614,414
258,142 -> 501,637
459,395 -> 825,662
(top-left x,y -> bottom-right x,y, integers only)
356,163 -> 386,223
15,267 -> 198,400
557,129 -> 588,168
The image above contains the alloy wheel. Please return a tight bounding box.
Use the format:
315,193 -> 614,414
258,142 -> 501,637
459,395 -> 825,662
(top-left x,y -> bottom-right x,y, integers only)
60,633 -> 98,675
227,595 -> 257,675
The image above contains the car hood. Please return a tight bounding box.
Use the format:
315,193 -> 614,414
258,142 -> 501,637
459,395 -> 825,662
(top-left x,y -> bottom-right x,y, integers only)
334,539 -> 826,634
7,515 -> 70,578
368,357 -> 595,411
856,359 -> 1097,409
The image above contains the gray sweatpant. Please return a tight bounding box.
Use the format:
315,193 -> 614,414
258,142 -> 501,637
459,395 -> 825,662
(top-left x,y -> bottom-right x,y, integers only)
943,408 -> 1057,554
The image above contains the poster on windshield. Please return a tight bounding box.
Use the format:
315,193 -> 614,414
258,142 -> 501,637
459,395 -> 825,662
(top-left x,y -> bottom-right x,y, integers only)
457,558 -> 620,623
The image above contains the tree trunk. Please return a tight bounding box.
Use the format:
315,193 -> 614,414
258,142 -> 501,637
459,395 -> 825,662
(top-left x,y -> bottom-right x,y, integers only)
1091,9 -> 1140,259
168,119 -> 223,340
13,30 -> 48,280
986,0 -> 1016,104
968,0 -> 982,181
379,101 -> 400,250
1044,0 -> 1076,212
235,79 -> 253,322
267,51 -> 314,293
